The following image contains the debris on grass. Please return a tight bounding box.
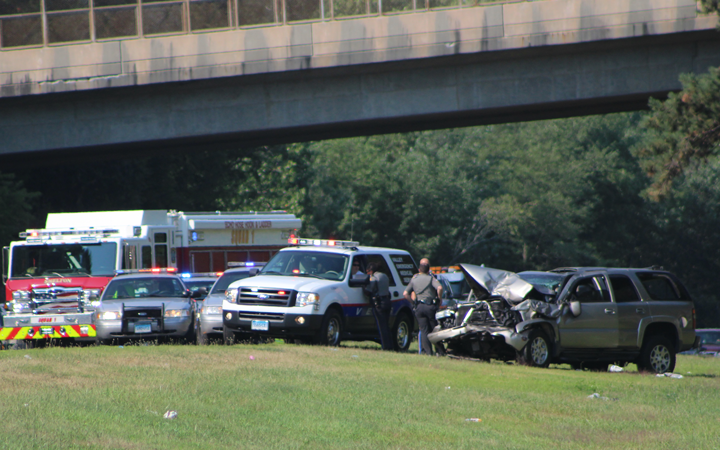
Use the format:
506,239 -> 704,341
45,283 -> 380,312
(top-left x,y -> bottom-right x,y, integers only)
24,355 -> 31,359
608,365 -> 624,373
163,410 -> 178,419
657,373 -> 683,379
465,418 -> 481,422
588,393 -> 609,400
249,355 -> 255,360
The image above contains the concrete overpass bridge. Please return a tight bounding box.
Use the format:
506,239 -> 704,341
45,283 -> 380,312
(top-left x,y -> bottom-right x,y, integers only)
0,0 -> 718,162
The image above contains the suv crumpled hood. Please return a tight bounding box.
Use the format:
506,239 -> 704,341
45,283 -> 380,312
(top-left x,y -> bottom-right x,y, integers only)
229,275 -> 336,292
460,264 -> 535,304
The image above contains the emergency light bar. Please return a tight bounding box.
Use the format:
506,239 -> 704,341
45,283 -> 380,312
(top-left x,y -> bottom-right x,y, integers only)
227,261 -> 262,268
288,237 -> 360,248
180,272 -> 223,278
116,268 -> 178,275
19,229 -> 120,238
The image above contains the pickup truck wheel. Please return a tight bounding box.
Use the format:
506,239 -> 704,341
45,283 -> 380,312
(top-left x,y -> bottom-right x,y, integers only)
638,335 -> 676,374
315,310 -> 342,346
519,329 -> 552,368
392,313 -> 413,352
222,325 -> 236,345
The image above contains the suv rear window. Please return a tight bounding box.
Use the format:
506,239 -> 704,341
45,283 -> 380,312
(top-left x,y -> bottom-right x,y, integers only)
609,275 -> 640,302
636,272 -> 682,300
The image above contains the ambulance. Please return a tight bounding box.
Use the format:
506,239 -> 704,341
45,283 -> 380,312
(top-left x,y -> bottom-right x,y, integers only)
1,210 -> 300,345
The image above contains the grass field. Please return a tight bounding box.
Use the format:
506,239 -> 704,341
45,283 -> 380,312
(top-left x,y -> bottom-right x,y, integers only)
1,340 -> 719,450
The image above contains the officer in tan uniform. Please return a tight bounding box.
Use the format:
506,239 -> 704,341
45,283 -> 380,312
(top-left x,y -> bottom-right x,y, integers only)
404,258 -> 446,356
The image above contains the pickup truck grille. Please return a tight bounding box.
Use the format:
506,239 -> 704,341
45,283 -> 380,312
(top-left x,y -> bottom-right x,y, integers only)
238,288 -> 296,307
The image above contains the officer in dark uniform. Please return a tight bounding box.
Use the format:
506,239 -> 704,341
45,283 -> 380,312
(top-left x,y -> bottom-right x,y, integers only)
364,262 -> 393,351
404,258 -> 446,356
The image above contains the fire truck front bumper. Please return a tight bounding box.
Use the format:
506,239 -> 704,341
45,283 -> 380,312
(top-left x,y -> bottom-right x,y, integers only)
0,313 -> 96,340
222,310 -> 323,337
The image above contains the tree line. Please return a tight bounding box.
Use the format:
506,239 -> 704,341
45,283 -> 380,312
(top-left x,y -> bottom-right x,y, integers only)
1,67 -> 719,326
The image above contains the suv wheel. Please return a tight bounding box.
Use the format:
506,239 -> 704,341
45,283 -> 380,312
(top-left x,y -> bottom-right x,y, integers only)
518,329 -> 552,368
393,313 -> 413,352
315,310 -> 342,346
637,335 -> 676,374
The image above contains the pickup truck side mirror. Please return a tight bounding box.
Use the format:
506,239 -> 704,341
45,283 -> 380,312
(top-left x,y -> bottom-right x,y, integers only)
569,300 -> 581,317
348,274 -> 370,287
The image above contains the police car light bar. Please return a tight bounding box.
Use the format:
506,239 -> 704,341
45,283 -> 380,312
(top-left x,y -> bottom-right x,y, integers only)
288,237 -> 360,248
116,267 -> 178,275
180,272 -> 223,278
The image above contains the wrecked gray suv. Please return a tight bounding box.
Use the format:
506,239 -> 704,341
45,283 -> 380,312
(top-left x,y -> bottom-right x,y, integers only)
428,264 -> 697,374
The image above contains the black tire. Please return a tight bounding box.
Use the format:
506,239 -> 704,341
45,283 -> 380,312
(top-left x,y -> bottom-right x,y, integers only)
518,329 -> 552,368
196,320 -> 209,346
315,309 -> 342,346
223,325 -> 236,345
637,335 -> 676,374
392,313 -> 413,352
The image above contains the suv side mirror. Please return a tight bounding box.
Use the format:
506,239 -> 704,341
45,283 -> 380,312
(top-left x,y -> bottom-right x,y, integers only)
249,268 -> 259,276
569,300 -> 581,317
348,274 -> 370,287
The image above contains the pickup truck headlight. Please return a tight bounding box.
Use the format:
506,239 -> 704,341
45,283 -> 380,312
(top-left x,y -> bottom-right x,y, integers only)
97,311 -> 122,321
296,292 -> 320,309
12,290 -> 30,301
225,288 -> 238,304
165,309 -> 190,318
202,306 -> 222,315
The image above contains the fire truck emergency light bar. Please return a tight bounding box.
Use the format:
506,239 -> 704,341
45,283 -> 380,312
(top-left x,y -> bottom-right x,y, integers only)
20,229 -> 120,238
288,237 -> 359,248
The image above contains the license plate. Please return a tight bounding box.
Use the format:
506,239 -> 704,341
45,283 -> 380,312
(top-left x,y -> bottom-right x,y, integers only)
251,320 -> 269,331
135,323 -> 152,334
40,327 -> 54,335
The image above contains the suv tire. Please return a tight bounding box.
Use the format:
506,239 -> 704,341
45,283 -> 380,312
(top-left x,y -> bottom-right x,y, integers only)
637,335 -> 676,374
392,313 -> 413,352
518,329 -> 552,368
315,309 -> 342,346
223,325 -> 236,345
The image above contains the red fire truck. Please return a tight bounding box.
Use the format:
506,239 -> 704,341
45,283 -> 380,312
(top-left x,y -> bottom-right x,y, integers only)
1,210 -> 300,346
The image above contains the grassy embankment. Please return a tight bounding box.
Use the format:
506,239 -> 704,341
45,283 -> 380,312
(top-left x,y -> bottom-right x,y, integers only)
1,341 -> 719,449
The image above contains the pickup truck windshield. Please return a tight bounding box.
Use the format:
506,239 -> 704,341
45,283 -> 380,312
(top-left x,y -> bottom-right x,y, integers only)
11,242 -> 117,278
261,251 -> 349,281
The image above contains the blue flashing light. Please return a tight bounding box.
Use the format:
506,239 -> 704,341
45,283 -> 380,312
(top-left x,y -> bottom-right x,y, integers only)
180,273 -> 191,278
246,262 -> 255,267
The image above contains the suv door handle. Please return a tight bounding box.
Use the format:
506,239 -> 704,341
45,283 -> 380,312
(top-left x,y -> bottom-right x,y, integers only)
604,308 -> 616,315
636,308 -> 645,314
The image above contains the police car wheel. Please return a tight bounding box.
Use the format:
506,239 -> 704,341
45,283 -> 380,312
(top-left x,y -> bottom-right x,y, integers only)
196,322 -> 209,345
393,313 -> 413,352
316,310 -> 342,346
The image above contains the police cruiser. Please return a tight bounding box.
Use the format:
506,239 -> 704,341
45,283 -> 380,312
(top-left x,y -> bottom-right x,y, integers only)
222,238 -> 418,350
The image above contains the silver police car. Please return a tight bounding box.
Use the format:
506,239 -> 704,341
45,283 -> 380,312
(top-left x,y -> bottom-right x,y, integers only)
95,271 -> 197,344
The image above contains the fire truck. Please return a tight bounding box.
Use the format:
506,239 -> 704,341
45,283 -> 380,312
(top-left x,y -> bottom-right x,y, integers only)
0,210 -> 301,346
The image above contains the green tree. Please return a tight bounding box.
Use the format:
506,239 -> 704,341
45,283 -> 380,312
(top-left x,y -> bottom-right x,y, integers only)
0,172 -> 38,249
636,67 -> 720,199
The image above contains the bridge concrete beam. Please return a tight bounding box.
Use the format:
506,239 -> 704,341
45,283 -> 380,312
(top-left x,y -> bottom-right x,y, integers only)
0,0 -> 718,160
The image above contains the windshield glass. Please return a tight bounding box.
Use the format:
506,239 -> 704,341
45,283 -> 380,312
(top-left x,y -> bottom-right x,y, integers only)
260,251 -> 349,281
11,243 -> 118,278
211,272 -> 251,294
518,272 -> 568,293
103,277 -> 186,299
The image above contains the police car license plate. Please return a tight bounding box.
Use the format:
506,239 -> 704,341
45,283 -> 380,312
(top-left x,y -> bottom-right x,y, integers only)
251,320 -> 269,331
135,323 -> 152,334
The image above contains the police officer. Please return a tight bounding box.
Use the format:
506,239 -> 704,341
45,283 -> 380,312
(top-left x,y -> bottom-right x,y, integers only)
364,262 -> 393,351
404,258 -> 446,356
